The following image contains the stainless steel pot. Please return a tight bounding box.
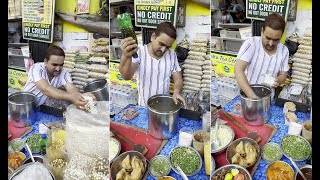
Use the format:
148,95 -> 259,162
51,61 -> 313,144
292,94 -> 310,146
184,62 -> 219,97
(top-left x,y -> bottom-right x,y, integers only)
147,94 -> 181,139
8,92 -> 37,127
83,79 -> 109,101
240,84 -> 271,126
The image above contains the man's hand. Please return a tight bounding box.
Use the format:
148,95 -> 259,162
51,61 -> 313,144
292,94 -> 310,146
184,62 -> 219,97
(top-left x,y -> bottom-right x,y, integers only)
172,93 -> 186,108
120,37 -> 138,58
70,93 -> 87,111
272,78 -> 280,88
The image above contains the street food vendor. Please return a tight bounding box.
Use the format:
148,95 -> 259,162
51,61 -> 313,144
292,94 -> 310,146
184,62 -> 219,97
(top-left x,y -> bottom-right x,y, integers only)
23,45 -> 96,111
119,22 -> 186,107
234,13 -> 289,99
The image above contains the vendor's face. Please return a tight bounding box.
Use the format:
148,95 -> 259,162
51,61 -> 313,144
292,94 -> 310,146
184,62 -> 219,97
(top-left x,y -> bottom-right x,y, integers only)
44,55 -> 64,76
220,9 -> 227,15
150,32 -> 175,58
261,26 -> 283,52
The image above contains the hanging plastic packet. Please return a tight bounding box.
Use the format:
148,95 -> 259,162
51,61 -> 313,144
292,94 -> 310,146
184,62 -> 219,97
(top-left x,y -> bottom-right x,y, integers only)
116,13 -> 138,58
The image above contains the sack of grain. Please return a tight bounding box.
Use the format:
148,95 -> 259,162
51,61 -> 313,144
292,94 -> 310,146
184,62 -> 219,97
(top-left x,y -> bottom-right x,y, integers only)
65,102 -> 109,159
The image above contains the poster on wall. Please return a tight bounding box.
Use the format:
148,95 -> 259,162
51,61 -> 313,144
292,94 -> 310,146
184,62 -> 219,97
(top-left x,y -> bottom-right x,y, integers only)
134,0 -> 178,28
77,0 -> 90,14
211,52 -> 237,78
246,0 -> 290,22
22,0 -> 55,43
8,68 -> 28,91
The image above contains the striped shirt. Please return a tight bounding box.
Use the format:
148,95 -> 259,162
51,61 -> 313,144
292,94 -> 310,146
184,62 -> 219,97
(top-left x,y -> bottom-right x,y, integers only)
23,62 -> 72,107
237,36 -> 289,85
132,45 -> 181,106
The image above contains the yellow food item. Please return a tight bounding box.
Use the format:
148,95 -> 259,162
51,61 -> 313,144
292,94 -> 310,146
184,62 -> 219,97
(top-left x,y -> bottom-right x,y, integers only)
8,152 -> 26,170
158,177 -> 175,180
267,161 -> 294,180
204,140 -> 211,175
236,141 -> 246,156
52,130 -> 66,144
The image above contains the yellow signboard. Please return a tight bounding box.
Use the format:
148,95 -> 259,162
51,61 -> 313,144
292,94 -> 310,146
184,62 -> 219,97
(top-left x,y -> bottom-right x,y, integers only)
109,62 -> 137,88
211,52 -> 237,78
8,68 -> 28,91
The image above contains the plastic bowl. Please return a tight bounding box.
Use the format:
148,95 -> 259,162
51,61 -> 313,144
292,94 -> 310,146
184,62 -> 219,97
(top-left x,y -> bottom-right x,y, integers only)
226,137 -> 261,168
169,146 -> 202,176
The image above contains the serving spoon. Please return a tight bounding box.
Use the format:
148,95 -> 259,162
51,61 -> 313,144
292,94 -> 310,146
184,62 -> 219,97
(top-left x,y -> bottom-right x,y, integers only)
289,158 -> 307,180
25,143 -> 35,162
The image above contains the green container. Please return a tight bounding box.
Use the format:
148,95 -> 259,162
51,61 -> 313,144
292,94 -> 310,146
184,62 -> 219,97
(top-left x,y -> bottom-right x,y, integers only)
116,13 -> 138,58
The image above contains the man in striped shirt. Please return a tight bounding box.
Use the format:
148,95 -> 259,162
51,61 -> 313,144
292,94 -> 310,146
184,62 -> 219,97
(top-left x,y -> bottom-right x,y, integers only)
119,22 -> 186,107
235,13 -> 289,99
23,45 -> 95,111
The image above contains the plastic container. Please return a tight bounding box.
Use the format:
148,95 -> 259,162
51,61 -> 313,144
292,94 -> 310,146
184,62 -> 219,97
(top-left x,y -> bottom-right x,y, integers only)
288,121 -> 303,135
178,127 -> 193,146
40,134 -> 47,155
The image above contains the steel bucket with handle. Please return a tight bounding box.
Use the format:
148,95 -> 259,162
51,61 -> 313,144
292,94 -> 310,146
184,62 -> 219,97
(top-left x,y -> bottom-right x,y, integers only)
147,94 -> 181,139
240,84 -> 271,126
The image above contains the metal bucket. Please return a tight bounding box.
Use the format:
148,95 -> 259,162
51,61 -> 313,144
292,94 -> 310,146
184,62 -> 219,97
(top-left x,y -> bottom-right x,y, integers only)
8,92 -> 37,127
240,84 -> 271,126
83,79 -> 109,101
147,94 -> 181,139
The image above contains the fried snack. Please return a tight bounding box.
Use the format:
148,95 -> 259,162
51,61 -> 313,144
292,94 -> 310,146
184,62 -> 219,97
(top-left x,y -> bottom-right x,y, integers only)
125,167 -> 143,180
132,156 -> 145,172
122,155 -> 132,171
231,153 -> 241,164
244,143 -> 258,166
116,168 -> 129,180
236,141 -> 246,157
238,157 -> 248,167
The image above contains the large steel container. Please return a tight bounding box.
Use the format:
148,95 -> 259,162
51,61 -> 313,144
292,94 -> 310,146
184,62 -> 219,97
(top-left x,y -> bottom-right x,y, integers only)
8,92 -> 37,127
147,94 -> 181,139
83,79 -> 109,101
240,84 -> 271,126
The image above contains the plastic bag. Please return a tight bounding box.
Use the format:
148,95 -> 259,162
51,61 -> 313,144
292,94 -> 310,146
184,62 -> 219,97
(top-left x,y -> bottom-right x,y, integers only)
284,40 -> 299,56
175,46 -> 189,61
65,102 -> 109,160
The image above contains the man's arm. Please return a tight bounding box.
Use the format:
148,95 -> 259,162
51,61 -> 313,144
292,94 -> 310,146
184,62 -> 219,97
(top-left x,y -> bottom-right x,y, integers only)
35,80 -> 87,110
35,80 -> 76,101
172,71 -> 186,107
119,37 -> 139,80
234,59 -> 258,98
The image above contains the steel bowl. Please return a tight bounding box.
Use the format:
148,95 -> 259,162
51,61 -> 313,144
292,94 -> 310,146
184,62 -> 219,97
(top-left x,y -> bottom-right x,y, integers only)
295,164 -> 312,180
226,137 -> 261,168
8,138 -> 26,152
9,162 -> 55,180
110,151 -> 148,180
211,164 -> 252,180
211,155 -> 216,176
211,125 -> 235,154
266,161 -> 294,180
21,155 -> 44,165
280,135 -> 312,161
261,142 -> 283,164
26,133 -> 43,154
109,137 -> 121,163
8,166 -> 14,177
158,176 -> 176,180
148,155 -> 171,178
169,146 -> 202,176
8,151 -> 27,170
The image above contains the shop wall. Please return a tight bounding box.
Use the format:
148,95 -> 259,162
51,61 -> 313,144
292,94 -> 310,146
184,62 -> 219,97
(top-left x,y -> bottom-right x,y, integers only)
286,0 -> 312,38
176,0 -> 211,43
53,0 -> 100,50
